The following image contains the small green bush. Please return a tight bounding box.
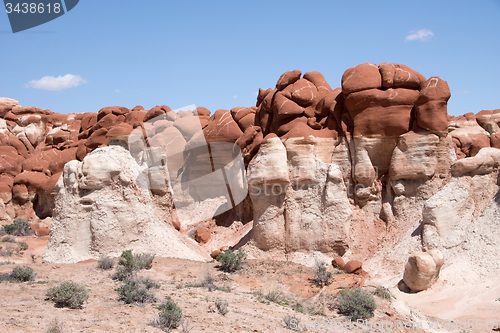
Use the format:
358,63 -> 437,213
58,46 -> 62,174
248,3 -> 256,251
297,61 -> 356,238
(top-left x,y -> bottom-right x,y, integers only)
152,297 -> 182,332
373,286 -> 393,301
2,218 -> 34,236
0,245 -> 14,257
338,288 -> 377,320
215,298 -> 229,316
118,249 -> 135,270
46,282 -> 89,309
134,253 -> 155,270
97,255 -> 115,270
265,289 -> 283,303
17,241 -> 28,251
112,266 -> 134,281
313,261 -> 333,287
112,250 -> 155,280
116,276 -> 159,304
10,266 -> 36,282
1,236 -> 16,243
216,249 -> 246,273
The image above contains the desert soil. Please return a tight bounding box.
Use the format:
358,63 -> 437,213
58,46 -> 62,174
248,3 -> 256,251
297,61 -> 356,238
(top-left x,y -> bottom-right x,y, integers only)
0,234 -> 497,333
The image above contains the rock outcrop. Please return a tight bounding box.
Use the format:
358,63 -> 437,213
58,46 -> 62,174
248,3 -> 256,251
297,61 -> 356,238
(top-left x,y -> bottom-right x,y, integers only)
42,144 -> 209,263
403,250 -> 444,291
2,63 -> 500,276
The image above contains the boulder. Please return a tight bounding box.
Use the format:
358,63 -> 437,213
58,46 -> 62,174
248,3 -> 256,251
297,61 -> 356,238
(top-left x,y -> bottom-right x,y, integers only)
332,257 -> 345,269
276,70 -> 302,91
341,63 -> 381,96
144,105 -> 171,122
211,249 -> 222,259
0,145 -> 24,176
415,77 -> 451,137
36,228 -> 50,236
0,98 -> 20,117
403,250 -> 444,292
344,260 -> 363,274
195,227 -> 211,244
12,183 -> 29,203
203,109 -> 243,143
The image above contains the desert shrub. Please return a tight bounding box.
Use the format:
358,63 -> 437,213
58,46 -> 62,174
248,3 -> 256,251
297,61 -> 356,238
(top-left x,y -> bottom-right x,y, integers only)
338,288 -> 377,320
265,289 -> 283,303
283,314 -> 300,330
292,299 -> 305,313
373,286 -> 393,301
318,292 -> 338,312
46,318 -> 64,333
0,260 -> 15,265
216,249 -> 246,273
112,266 -> 134,281
46,282 -> 89,309
1,236 -> 16,243
118,249 -> 135,270
10,266 -> 36,282
0,245 -> 14,257
313,261 -> 333,287
17,241 -> 28,251
201,270 -> 215,291
116,276 -> 159,304
152,297 -> 182,332
112,250 -> 155,280
134,253 -> 155,270
2,218 -> 34,236
97,255 -> 115,270
215,298 -> 228,316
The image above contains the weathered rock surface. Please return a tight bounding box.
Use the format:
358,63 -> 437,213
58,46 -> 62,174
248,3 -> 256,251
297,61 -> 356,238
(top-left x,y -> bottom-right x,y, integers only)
42,144 -> 210,263
403,249 -> 444,291
2,63 -> 500,276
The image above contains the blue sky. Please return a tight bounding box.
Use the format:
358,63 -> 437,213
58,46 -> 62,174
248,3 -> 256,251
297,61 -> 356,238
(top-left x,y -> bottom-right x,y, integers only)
1,0 -> 499,116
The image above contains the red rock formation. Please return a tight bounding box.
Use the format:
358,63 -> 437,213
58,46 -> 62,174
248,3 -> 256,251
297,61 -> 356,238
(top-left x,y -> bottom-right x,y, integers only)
0,63 -> 497,258
344,260 -> 363,274
332,257 -> 346,269
195,227 -> 211,244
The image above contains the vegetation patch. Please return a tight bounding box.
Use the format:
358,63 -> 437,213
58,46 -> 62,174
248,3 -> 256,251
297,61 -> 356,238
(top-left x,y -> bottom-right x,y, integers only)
97,255 -> 115,270
215,249 -> 246,273
215,298 -> 229,316
112,250 -> 155,281
313,261 -> 333,287
152,297 -> 182,332
1,218 -> 34,236
373,286 -> 393,301
116,276 -> 159,304
46,282 -> 89,309
338,288 -> 377,320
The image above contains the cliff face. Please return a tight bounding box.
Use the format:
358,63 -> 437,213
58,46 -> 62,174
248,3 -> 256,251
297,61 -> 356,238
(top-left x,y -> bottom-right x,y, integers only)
1,64 -> 500,275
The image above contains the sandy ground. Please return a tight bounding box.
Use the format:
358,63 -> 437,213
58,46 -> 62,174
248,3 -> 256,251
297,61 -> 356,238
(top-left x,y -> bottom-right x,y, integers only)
1,234 -> 498,333
0,235 -> 429,333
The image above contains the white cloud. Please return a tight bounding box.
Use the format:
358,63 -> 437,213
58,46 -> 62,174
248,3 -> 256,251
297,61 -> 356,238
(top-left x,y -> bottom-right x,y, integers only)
24,74 -> 87,91
115,89 -> 122,94
461,90 -> 469,94
233,95 -> 238,99
405,29 -> 434,42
